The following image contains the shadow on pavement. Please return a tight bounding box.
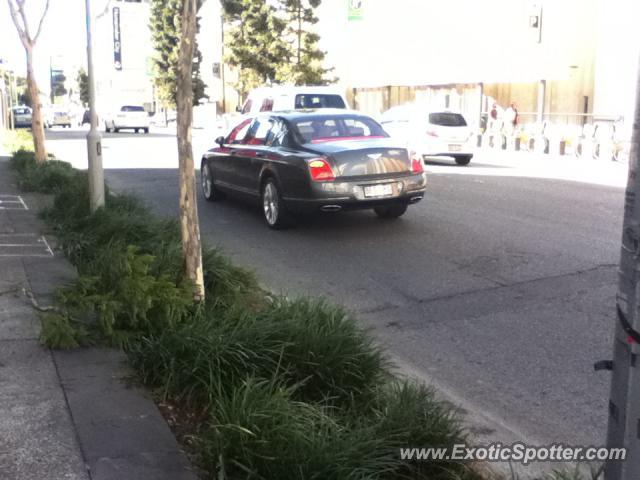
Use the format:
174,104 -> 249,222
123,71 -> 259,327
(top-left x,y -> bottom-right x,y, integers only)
103,168 -> 420,235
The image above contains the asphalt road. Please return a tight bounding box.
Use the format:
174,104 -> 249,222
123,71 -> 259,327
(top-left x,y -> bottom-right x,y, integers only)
45,126 -> 626,451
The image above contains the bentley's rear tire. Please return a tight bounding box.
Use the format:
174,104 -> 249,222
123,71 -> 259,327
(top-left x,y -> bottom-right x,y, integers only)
454,155 -> 472,166
261,178 -> 292,229
201,161 -> 224,201
374,204 -> 408,219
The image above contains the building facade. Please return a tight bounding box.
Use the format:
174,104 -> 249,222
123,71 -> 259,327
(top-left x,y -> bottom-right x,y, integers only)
314,0 -> 639,131
93,0 -> 155,117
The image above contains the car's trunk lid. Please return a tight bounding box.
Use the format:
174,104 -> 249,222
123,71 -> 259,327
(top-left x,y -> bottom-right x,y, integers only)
307,139 -> 411,178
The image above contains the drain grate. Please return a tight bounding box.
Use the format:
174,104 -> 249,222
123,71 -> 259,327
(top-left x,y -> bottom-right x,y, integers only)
0,195 -> 28,210
0,234 -> 54,257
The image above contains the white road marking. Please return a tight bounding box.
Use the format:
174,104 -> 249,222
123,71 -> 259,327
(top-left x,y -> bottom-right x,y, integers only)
0,195 -> 28,210
0,233 -> 54,257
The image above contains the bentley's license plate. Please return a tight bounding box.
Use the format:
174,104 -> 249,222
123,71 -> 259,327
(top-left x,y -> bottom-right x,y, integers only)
449,144 -> 462,152
364,184 -> 393,198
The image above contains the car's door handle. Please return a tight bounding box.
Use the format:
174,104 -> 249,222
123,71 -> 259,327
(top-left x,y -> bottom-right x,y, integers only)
255,152 -> 267,159
229,149 -> 239,155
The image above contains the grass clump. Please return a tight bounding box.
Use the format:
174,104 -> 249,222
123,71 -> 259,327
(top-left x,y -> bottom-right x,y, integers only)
128,297 -> 387,409
8,148 -> 79,193
194,378 -> 480,480
2,129 -> 33,154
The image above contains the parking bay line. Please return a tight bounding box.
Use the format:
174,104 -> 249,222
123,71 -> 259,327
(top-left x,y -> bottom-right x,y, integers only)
0,234 -> 54,257
0,195 -> 29,211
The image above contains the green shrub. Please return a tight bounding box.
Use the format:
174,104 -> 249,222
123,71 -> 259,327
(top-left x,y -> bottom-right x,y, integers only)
196,377 -> 396,480
202,246 -> 263,309
56,244 -> 194,347
195,378 -> 479,480
9,148 -> 36,173
10,147 -> 477,479
128,297 -> 388,410
39,313 -> 90,350
20,160 -> 78,193
260,297 -> 389,405
9,149 -> 78,193
369,381 -> 478,480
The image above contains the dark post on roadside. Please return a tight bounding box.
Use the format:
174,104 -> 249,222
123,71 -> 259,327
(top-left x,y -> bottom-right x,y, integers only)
85,0 -> 105,212
603,52 -> 640,480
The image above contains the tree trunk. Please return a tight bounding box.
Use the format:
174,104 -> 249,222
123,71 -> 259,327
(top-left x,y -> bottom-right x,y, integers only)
297,5 -> 302,66
176,0 -> 205,302
25,46 -> 47,163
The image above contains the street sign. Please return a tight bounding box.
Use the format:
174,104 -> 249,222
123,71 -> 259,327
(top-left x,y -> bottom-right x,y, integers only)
528,2 -> 542,44
348,0 -> 364,21
113,7 -> 122,70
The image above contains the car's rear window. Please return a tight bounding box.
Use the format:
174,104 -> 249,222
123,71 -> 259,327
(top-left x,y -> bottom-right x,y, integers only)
121,106 -> 145,112
294,94 -> 346,109
291,115 -> 387,143
428,112 -> 467,127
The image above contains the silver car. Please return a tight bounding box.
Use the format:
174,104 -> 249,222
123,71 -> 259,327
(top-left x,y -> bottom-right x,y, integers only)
11,106 -> 32,128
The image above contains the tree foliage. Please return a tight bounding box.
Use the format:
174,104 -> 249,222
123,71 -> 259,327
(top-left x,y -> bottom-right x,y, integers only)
76,69 -> 90,107
222,0 -> 289,96
275,0 -> 334,85
149,0 -> 209,107
222,0 -> 333,96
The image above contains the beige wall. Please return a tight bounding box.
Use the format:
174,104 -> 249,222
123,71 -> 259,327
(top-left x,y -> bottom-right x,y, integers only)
317,0 -> 611,126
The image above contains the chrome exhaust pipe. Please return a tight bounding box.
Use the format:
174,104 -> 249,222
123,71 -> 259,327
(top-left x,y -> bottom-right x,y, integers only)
320,205 -> 342,212
409,195 -> 423,203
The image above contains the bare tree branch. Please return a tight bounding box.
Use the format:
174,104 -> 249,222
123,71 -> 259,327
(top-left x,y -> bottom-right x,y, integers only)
6,0 -> 30,48
33,0 -> 51,42
16,0 -> 32,42
96,0 -> 113,20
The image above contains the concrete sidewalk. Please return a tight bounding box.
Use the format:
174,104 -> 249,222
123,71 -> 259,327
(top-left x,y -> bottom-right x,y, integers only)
0,154 -> 198,480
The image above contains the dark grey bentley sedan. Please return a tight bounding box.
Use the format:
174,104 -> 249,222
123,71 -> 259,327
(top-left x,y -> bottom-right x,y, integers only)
200,110 -> 427,228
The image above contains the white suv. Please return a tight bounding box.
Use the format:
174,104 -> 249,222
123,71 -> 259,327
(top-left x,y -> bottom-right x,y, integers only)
104,105 -> 150,134
380,104 -> 474,165
239,86 -> 350,115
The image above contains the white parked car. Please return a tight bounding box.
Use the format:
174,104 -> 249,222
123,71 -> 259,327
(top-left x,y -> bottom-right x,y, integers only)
46,109 -> 72,128
379,104 -> 474,165
103,105 -> 150,133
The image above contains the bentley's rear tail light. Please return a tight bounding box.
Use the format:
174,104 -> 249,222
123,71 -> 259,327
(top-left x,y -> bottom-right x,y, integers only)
410,151 -> 423,173
307,158 -> 335,181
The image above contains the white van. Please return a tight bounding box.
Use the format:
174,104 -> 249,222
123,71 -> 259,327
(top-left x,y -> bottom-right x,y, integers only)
238,86 -> 350,115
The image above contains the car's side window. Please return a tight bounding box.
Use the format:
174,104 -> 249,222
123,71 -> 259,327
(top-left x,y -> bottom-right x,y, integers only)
267,120 -> 288,147
244,118 -> 272,146
227,118 -> 253,144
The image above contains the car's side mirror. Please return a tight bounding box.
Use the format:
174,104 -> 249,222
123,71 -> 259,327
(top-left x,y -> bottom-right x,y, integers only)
215,136 -> 225,147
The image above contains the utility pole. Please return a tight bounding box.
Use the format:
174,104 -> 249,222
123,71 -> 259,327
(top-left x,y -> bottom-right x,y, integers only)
8,69 -> 15,130
49,56 -> 54,104
602,53 -> 640,480
220,12 -> 226,114
85,0 -> 105,212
